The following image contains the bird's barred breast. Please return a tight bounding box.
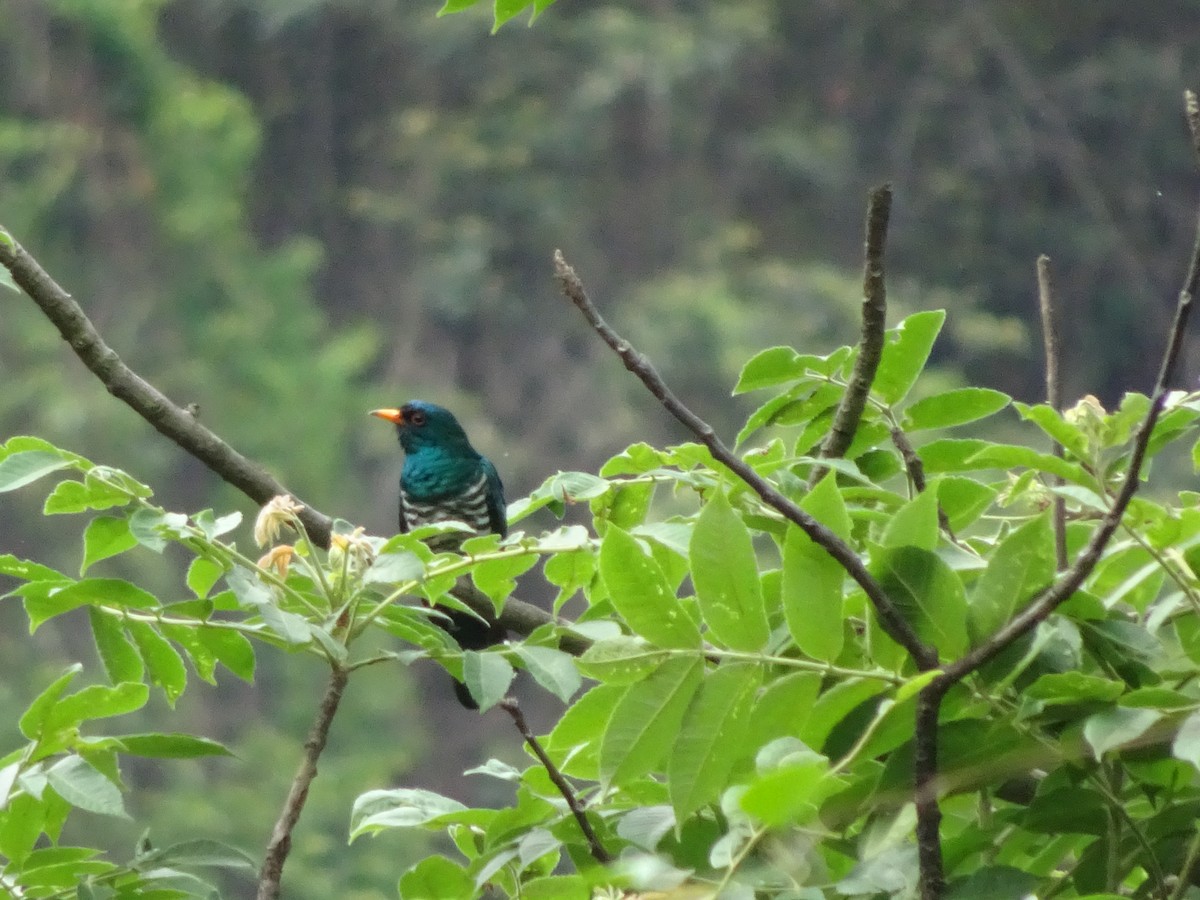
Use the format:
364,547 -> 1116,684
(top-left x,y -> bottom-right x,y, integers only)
401,471 -> 493,533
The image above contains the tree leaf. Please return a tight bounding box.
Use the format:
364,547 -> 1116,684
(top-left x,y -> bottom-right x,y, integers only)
463,651 -> 515,711
26,578 -> 158,631
186,557 -> 225,599
514,645 -> 581,703
734,346 -> 810,394
126,621 -> 187,706
968,512 -> 1056,642
599,526 -> 700,648
117,733 -> 233,758
1084,707 -> 1163,759
880,489 -> 939,551
600,656 -> 703,787
782,523 -> 844,663
42,478 -> 129,515
545,684 -> 624,780
872,310 -> 945,405
81,516 -> 138,573
88,609 -> 144,685
668,663 -> 761,822
45,682 -> 148,734
870,545 -> 968,658
19,665 -> 83,740
195,627 -> 256,682
349,788 -> 467,840
0,450 -> 74,493
689,490 -> 769,652
904,388 -> 1011,430
399,855 -> 474,900
45,756 -> 127,818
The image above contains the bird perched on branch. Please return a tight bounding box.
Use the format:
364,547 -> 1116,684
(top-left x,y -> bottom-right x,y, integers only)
371,400 -> 506,708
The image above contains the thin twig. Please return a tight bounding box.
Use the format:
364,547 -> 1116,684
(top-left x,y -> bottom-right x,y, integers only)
1036,255 -> 1068,570
912,91 -> 1200,900
499,697 -> 612,865
257,665 -> 349,900
554,250 -> 938,671
815,183 -> 892,475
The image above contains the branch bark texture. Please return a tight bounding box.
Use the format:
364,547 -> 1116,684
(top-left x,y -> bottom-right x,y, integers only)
257,665 -> 348,900
819,183 -> 891,465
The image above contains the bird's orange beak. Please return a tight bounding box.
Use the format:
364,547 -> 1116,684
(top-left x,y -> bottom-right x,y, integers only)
370,408 -> 403,424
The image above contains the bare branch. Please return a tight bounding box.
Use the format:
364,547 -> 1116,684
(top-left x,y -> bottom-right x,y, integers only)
500,697 -> 612,865
0,229 -> 336,546
817,184 -> 892,469
1036,255 -> 1068,570
257,665 -> 348,900
554,250 -> 938,671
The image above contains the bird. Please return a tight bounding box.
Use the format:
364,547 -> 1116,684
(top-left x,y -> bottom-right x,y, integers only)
371,400 -> 507,708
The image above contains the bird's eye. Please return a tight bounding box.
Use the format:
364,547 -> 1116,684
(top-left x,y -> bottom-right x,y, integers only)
409,410 -> 426,426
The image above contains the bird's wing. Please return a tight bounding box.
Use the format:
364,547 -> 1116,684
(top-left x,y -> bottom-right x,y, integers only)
482,458 -> 507,537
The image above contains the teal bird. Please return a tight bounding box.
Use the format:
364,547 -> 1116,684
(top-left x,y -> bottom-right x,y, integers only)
371,400 -> 507,707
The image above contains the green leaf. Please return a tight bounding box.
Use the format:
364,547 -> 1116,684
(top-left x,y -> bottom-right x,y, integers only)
870,545 -> 968,658
134,838 -> 254,871
0,263 -> 16,293
514,645 -> 581,702
747,671 -> 822,750
740,744 -> 836,826
543,548 -> 597,613
936,477 -> 998,531
521,875 -> 589,900
42,478 -> 129,515
364,551 -> 425,585
1026,672 -> 1125,705
19,665 -> 83,739
128,508 -> 188,553
689,490 -> 769,652
968,512 -> 1056,642
400,855 -> 474,900
463,651 -> 515,711
349,788 -> 467,840
493,0 -> 534,30
117,733 -> 232,758
26,578 -> 158,631
81,517 -> 138,573
1014,403 -> 1092,458
88,609 -> 144,684
600,656 -> 703,787
195,627 -> 256,682
471,552 -> 539,608
782,481 -> 845,662
1171,710 -> 1200,771
1083,707 -> 1163,759
437,0 -> 481,16
186,557 -> 225,599
0,450 -> 74,493
226,567 -> 310,645
545,684 -> 623,779
126,621 -> 187,705
45,682 -> 148,734
904,388 -> 1011,430
668,663 -> 761,822
599,526 -> 700,648
920,439 -> 1093,485
734,346 -> 811,393
872,310 -> 945,405
880,488 -> 939,551
45,756 -> 127,818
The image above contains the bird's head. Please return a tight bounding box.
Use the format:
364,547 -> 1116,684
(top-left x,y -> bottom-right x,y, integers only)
370,400 -> 475,456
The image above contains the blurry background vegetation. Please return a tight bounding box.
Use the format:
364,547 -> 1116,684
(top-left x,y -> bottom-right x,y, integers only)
1,1 -> 1198,896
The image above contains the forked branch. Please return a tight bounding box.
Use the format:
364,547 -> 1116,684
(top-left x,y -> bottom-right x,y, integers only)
554,249 -> 938,671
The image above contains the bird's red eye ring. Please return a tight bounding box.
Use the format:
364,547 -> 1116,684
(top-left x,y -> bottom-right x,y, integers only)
408,409 -> 427,426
